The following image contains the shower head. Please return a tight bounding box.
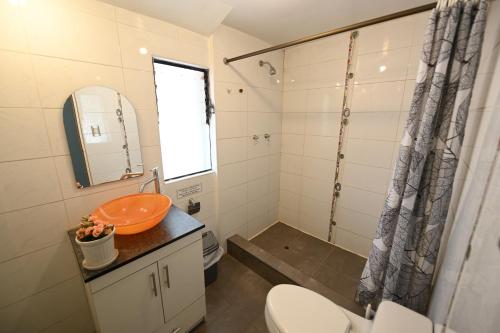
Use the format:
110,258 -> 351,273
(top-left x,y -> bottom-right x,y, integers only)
259,60 -> 277,76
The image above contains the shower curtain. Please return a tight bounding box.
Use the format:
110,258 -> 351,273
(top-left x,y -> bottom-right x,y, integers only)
356,0 -> 488,313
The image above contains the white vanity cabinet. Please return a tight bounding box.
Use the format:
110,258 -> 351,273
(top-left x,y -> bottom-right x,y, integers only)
92,263 -> 165,333
158,239 -> 204,323
84,232 -> 205,333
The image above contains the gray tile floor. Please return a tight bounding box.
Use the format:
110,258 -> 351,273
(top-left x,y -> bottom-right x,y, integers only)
192,223 -> 366,332
251,222 -> 366,301
191,255 -> 271,333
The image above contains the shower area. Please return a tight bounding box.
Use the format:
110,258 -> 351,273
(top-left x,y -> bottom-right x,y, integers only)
277,11 -> 428,256
213,8 -> 430,311
213,0 -> 496,317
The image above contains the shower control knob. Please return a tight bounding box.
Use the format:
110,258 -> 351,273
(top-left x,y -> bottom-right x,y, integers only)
252,135 -> 259,141
264,133 -> 271,140
239,88 -> 244,93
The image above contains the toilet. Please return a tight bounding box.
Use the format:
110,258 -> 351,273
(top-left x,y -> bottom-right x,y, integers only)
265,285 -> 434,333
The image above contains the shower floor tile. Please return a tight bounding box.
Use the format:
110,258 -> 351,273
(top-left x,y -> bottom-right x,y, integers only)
251,222 -> 366,302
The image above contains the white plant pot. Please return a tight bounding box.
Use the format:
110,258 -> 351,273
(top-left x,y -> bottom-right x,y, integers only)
76,228 -> 116,268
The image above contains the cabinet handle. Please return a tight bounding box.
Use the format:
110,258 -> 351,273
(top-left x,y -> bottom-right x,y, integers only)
172,328 -> 181,333
151,273 -> 158,297
164,265 -> 170,288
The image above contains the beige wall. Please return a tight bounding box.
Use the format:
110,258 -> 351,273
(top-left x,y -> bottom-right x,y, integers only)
0,0 -> 497,331
0,0 -> 282,331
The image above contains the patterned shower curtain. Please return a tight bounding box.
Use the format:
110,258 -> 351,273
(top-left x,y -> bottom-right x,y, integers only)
356,0 -> 488,313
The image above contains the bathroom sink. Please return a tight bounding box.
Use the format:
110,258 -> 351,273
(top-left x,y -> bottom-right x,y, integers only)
92,193 -> 172,235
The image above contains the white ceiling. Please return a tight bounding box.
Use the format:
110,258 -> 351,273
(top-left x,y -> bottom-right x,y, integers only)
222,0 -> 432,44
102,0 -> 233,35
102,0 -> 432,44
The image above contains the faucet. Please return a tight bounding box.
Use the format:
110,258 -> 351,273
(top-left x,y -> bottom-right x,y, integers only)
139,167 -> 161,193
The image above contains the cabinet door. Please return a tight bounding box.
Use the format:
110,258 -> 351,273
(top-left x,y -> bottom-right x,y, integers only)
93,263 -> 164,333
158,240 -> 204,322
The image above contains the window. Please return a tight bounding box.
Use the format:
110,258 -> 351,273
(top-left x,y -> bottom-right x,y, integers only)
153,58 -> 214,181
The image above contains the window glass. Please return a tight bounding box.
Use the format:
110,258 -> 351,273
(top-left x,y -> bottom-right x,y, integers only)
153,59 -> 213,181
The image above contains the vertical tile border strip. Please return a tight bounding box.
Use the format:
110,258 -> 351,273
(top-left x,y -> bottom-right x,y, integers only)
328,31 -> 359,242
116,92 -> 132,174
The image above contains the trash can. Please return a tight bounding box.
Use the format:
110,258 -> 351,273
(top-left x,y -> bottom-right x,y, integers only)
202,231 -> 223,287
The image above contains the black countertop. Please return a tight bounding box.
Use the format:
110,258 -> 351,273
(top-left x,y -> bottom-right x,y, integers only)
68,205 -> 205,283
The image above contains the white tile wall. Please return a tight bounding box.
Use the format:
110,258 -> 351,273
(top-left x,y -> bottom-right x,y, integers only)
281,134 -> 304,155
0,0 -> 218,331
1,1 -> 496,330
0,0 -> 29,52
282,112 -> 305,134
0,276 -> 90,333
0,108 -> 52,162
279,33 -> 348,241
279,11 -> 430,256
0,51 -> 39,107
32,55 -> 125,108
278,4 -> 497,260
307,86 -> 344,113
0,202 -> 69,263
355,16 -> 414,55
333,13 -> 428,256
26,4 -> 122,66
211,25 -> 284,246
355,47 -> 411,84
247,156 -> 270,181
0,241 -> 78,308
299,196 -> 331,240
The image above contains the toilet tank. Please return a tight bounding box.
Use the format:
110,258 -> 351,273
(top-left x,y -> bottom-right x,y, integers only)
370,301 -> 433,333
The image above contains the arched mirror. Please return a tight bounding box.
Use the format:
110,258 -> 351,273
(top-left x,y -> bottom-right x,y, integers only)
63,86 -> 143,188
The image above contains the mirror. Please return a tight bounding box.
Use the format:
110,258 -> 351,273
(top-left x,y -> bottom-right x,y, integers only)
63,86 -> 143,188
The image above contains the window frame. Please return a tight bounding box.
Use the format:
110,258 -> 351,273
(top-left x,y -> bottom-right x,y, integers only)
152,57 -> 214,182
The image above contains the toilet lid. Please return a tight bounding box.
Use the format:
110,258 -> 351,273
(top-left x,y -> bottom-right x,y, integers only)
266,285 -> 351,333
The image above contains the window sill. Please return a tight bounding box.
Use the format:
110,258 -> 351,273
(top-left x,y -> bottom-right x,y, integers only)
164,169 -> 216,185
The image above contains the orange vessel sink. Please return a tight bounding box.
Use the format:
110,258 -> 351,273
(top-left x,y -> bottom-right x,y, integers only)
92,193 -> 172,235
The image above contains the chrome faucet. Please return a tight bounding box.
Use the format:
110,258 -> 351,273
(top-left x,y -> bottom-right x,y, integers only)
139,167 -> 161,193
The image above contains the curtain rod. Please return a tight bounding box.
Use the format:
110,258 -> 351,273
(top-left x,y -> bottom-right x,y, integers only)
223,2 -> 436,64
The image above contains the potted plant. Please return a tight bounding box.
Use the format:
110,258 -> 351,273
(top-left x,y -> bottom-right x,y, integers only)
75,215 -> 118,270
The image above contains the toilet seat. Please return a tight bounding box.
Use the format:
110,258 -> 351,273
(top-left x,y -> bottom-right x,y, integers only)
265,284 -> 351,333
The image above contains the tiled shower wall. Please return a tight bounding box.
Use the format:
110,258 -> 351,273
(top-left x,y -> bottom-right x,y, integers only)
279,1 -> 499,260
0,0 -> 281,331
279,33 -> 348,242
279,12 -> 429,256
211,26 -> 283,245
